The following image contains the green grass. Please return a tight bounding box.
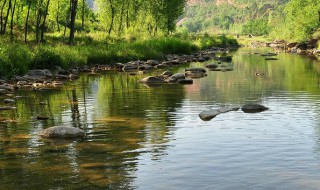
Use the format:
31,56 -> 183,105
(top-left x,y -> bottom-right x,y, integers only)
0,33 -> 238,79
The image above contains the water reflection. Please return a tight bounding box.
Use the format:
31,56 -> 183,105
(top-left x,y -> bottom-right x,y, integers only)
1,48 -> 320,189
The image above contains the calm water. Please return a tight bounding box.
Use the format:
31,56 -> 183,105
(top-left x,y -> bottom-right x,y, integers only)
1,48 -> 320,189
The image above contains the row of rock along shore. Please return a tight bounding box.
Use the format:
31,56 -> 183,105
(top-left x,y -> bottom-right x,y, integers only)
250,39 -> 320,58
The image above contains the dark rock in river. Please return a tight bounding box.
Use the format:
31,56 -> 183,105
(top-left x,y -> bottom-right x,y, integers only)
185,68 -> 206,73
199,106 -> 240,121
242,104 -> 269,113
185,71 -> 207,79
139,76 -> 167,83
36,116 -> 50,120
206,64 -> 218,69
265,57 -> 278,60
177,79 -> 193,85
39,126 -> 85,139
161,71 -> 174,77
171,73 -> 185,80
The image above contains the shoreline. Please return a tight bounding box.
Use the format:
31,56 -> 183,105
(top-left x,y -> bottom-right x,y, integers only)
0,44 -> 238,97
250,39 -> 320,59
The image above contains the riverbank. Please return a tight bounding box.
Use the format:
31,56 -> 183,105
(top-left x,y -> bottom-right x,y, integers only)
0,34 -> 238,95
247,37 -> 320,59
0,34 -> 238,80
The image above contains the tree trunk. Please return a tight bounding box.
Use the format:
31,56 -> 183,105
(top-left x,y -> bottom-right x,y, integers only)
81,0 -> 85,30
40,0 -> 50,42
24,0 -> 31,43
63,0 -> 71,42
2,0 -> 12,34
56,0 -> 60,32
107,0 -> 114,36
0,0 -> 7,34
69,0 -> 78,46
126,1 -> 129,29
10,0 -> 17,36
118,2 -> 125,35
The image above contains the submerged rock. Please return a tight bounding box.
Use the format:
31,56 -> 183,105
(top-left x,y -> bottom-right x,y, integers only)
39,126 -> 85,138
242,104 -> 269,113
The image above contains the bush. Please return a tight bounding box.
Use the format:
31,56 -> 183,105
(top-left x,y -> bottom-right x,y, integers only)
54,46 -> 87,68
0,44 -> 32,78
33,46 -> 65,69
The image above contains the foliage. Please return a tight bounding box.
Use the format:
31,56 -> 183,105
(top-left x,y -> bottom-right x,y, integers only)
0,44 -> 32,78
242,18 -> 270,36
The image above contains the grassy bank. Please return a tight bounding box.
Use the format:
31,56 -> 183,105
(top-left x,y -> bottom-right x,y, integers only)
0,34 -> 238,79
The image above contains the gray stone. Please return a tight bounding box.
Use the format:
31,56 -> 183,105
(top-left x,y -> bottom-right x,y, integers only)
161,71 -> 174,77
199,106 -> 240,121
122,65 -> 138,72
0,89 -> 10,95
171,73 -> 185,80
199,110 -> 221,121
206,64 -> 218,69
0,106 -> 16,111
139,76 -> 167,83
28,69 -> 53,77
4,99 -> 15,104
242,104 -> 269,113
185,68 -> 206,73
39,126 -> 85,139
0,85 -> 14,92
185,71 -> 207,79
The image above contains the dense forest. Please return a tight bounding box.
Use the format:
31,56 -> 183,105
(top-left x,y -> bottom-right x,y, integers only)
0,0 -> 185,44
181,0 -> 320,41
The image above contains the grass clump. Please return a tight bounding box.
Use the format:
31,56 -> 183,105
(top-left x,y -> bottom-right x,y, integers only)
0,44 -> 32,78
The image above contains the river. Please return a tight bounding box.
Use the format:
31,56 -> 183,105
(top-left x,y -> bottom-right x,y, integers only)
1,47 -> 320,189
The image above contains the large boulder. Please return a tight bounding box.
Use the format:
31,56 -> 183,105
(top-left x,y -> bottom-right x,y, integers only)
39,126 -> 85,138
242,104 -> 269,113
139,76 -> 167,83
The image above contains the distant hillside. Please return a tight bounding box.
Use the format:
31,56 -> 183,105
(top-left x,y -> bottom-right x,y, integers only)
180,0 -> 289,34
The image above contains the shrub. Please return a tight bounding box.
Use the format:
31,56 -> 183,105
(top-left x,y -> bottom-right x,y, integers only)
33,46 -> 65,69
0,44 -> 32,78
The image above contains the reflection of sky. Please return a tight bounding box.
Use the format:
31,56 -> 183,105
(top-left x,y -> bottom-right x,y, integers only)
133,91 -> 320,190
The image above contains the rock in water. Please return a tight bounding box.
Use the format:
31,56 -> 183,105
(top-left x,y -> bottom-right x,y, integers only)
199,106 -> 240,121
199,110 -> 221,121
139,76 -> 167,83
242,104 -> 269,113
39,126 -> 85,138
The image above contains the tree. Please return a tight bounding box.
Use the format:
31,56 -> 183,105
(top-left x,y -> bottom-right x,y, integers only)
69,0 -> 78,46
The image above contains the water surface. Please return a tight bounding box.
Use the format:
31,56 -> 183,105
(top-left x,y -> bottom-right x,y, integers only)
1,48 -> 320,189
